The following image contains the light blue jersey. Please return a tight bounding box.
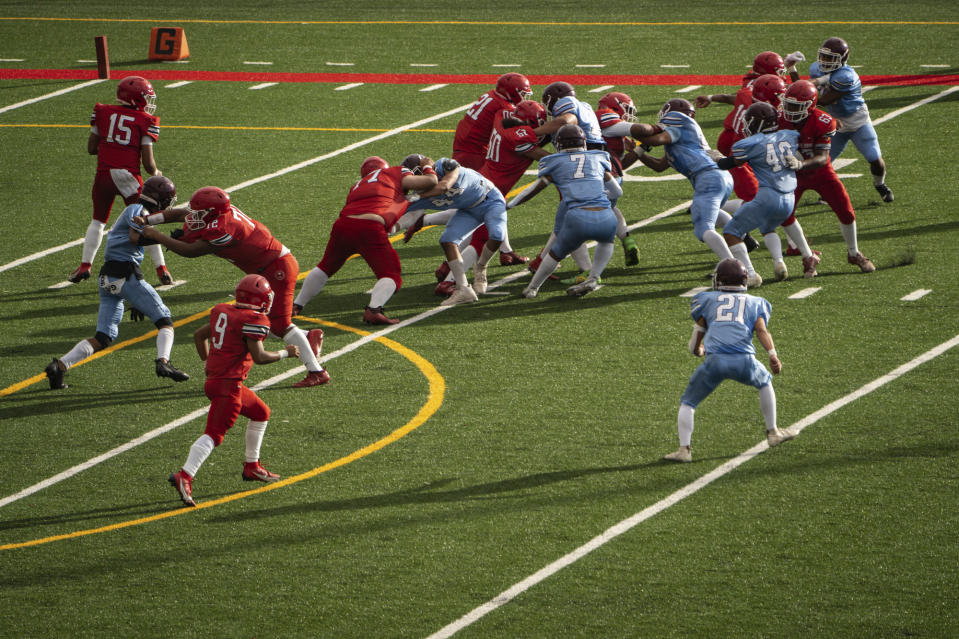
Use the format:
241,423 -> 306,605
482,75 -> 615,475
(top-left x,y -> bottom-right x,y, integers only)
538,150 -> 617,257
809,62 -> 865,119
731,129 -> 800,194
103,203 -> 148,264
551,96 -> 604,146
408,159 -> 508,244
681,289 -> 774,408
660,111 -> 717,178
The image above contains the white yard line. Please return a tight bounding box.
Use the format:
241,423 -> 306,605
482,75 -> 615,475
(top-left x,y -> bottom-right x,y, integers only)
901,289 -> 932,301
426,333 -> 959,639
675,85 -> 702,93
249,82 -> 277,90
588,85 -> 614,93
789,287 -> 822,299
335,83 -> 364,91
0,78 -> 106,115
420,84 -> 448,92
872,85 -> 959,126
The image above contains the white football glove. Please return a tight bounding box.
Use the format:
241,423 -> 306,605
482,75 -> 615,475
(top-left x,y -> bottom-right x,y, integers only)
784,51 -> 806,67
783,152 -> 804,170
405,192 -> 421,203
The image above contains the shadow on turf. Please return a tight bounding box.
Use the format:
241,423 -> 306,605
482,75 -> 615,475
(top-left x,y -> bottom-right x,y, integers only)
0,386 -> 200,419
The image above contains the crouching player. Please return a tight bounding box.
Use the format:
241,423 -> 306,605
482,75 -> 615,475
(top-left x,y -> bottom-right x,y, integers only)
169,274 -> 299,507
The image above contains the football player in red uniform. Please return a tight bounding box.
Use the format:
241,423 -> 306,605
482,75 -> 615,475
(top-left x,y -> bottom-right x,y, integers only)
452,72 -> 532,170
778,80 -> 875,274
138,187 -> 330,388
71,76 -> 173,286
169,275 -> 299,507
291,156 -> 442,324
596,91 -> 642,266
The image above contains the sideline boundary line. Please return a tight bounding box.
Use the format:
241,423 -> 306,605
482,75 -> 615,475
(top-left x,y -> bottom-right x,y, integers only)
426,334 -> 959,639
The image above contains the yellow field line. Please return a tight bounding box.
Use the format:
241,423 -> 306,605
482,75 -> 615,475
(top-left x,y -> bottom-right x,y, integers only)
0,320 -> 445,551
0,17 -> 956,25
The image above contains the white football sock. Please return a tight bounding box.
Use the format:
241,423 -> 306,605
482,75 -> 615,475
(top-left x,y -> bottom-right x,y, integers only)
538,232 -> 557,260
293,268 -> 329,309
283,326 -> 323,373
715,210 -> 732,228
368,277 -> 397,308
589,242 -> 614,280
183,434 -> 215,477
156,326 -> 174,361
703,229 -> 734,261
81,220 -> 106,264
477,244 -> 495,269
424,210 -> 456,226
759,384 -> 777,431
729,242 -> 756,276
721,199 -> 743,214
245,420 -> 268,463
60,339 -> 96,369
145,243 -> 165,268
782,220 -> 813,258
460,245 -> 478,271
678,404 -> 695,447
613,206 -> 628,239
527,254 -> 560,291
840,221 -> 859,256
570,244 -> 592,271
763,232 -> 784,262
448,256 -> 469,288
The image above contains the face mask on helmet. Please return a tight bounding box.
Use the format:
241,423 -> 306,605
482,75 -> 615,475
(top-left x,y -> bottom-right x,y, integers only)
599,92 -> 636,123
235,274 -> 275,314
817,37 -> 849,73
781,80 -> 819,123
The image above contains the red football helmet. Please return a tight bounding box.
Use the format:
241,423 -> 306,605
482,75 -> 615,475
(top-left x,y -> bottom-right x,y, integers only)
235,274 -> 274,314
750,74 -> 787,108
752,51 -> 787,78
542,81 -> 575,113
740,102 -> 779,137
818,37 -> 850,72
782,80 -> 819,123
186,186 -> 231,231
495,73 -> 533,104
360,156 -> 389,177
713,258 -> 748,291
140,176 -> 177,211
598,92 -> 637,123
117,75 -> 157,115
658,98 -> 695,122
513,100 -> 547,128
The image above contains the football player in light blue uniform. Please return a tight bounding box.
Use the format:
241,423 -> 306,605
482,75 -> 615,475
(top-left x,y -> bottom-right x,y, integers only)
716,102 -> 816,286
507,124 -> 620,298
405,155 -> 508,305
663,258 -> 797,463
809,36 -> 893,202
43,176 -> 189,390
632,99 -> 738,265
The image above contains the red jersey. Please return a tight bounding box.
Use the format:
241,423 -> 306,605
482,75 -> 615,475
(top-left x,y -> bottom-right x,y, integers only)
339,165 -> 412,228
595,107 -> 628,159
778,107 -> 836,167
480,116 -> 539,195
719,85 -> 754,148
181,206 -> 286,273
90,103 -> 159,173
453,91 -> 516,157
204,303 -> 270,381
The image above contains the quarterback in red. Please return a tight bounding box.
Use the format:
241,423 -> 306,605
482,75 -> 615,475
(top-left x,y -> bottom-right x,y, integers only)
293,156 -> 440,325
138,187 -> 330,387
71,76 -> 172,286
452,72 -> 532,170
169,275 -> 299,507
778,80 -> 875,273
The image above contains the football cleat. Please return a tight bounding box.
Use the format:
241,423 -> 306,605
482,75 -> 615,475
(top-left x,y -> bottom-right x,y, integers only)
434,262 -> 451,282
784,245 -> 802,257
68,265 -> 91,283
561,272 -> 602,286
520,286 -> 539,299
746,272 -> 763,288
473,264 -> 488,294
169,470 -> 196,507
743,233 -> 760,253
802,252 -> 821,278
434,280 -> 455,297
622,236 -> 640,266
293,369 -> 331,388
566,277 -> 600,297
307,328 -> 324,357
242,461 -> 280,483
663,447 -> 692,463
773,261 -> 789,281
362,306 -> 400,325
499,251 -> 529,266
767,427 -> 798,447
875,183 -> 894,203
155,359 -> 190,382
528,255 -> 559,280
44,358 -> 67,390
440,285 -> 478,306
848,251 -> 876,273
403,214 -> 425,243
156,266 -> 173,286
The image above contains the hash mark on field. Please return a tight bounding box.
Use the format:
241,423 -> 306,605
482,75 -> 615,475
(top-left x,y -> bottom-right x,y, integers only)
156,280 -> 187,292
47,281 -> 73,290
165,81 -> 192,88
921,64 -> 950,68
661,64 -> 690,68
676,85 -> 702,93
76,59 -> 96,63
832,158 -> 857,170
680,287 -> 709,297
901,289 -> 932,301
0,58 -> 24,62
335,83 -> 364,91
161,60 -> 190,64
491,64 -> 521,67
326,61 -> 354,66
249,83 -> 278,90
576,64 -> 606,68
420,84 -> 448,92
789,287 -> 821,299
589,85 -> 614,93
243,61 -> 274,65
410,63 -> 438,67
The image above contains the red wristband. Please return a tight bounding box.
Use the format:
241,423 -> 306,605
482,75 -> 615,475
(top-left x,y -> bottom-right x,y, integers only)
421,166 -> 436,176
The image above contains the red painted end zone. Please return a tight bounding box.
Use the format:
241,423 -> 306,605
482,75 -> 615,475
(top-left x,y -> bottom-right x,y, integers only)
2,68 -> 958,86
